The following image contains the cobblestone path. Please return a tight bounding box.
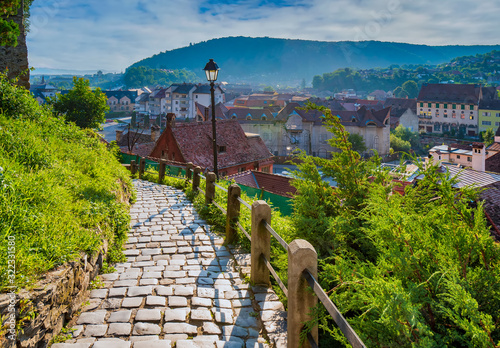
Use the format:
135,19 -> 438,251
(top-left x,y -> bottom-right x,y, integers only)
54,180 -> 287,348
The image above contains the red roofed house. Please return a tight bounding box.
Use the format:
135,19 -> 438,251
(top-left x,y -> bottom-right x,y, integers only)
228,170 -> 297,198
149,116 -> 273,177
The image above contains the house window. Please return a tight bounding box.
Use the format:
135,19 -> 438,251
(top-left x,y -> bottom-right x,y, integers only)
467,157 -> 472,162
469,115 -> 474,120
452,104 -> 456,109
496,122 -> 500,126
461,114 -> 465,119
436,111 -> 439,118
428,103 -> 432,108
496,113 -> 500,117
218,146 -> 226,153
483,112 -> 490,116
195,95 -> 198,98
262,116 -> 267,120
457,155 -> 461,159
470,105 -> 474,110
443,104 -> 448,109
482,121 -> 492,125
420,102 -> 423,107
452,112 -> 456,118
434,124 -> 440,131
461,105 -> 465,110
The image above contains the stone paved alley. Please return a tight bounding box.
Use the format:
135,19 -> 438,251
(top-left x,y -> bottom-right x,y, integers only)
53,180 -> 287,348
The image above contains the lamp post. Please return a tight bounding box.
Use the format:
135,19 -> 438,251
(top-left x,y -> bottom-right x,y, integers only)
203,58 -> 220,179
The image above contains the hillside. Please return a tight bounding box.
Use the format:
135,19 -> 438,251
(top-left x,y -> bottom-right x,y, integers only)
129,37 -> 500,84
0,73 -> 133,290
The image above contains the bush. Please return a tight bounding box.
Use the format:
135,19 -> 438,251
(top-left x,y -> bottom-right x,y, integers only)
290,103 -> 500,347
0,74 -> 133,290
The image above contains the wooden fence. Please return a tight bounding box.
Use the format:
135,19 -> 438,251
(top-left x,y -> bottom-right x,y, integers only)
129,158 -> 366,348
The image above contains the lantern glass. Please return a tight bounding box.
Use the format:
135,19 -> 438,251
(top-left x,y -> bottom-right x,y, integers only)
203,59 -> 219,82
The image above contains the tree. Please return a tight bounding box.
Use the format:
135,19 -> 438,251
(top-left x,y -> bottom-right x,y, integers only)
348,133 -> 367,154
50,77 -> 109,129
401,80 -> 419,98
263,85 -> 275,92
393,86 -> 408,98
131,112 -> 137,128
392,124 -> 420,149
291,102 -> 500,347
482,128 -> 495,146
390,134 -> 411,153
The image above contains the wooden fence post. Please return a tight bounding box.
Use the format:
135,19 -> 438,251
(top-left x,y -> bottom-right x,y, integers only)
130,160 -> 137,175
192,166 -> 201,192
139,157 -> 146,178
225,184 -> 241,245
205,172 -> 216,205
186,162 -> 193,182
251,200 -> 271,286
287,239 -> 318,348
158,160 -> 166,183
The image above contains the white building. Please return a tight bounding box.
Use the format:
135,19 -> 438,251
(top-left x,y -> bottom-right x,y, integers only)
165,83 -> 224,120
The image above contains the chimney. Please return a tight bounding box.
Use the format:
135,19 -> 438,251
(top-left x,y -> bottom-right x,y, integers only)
151,125 -> 159,142
471,143 -> 486,172
166,113 -> 176,128
116,130 -> 123,142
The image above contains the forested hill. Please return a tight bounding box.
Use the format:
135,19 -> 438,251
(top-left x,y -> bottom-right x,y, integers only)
129,37 -> 500,84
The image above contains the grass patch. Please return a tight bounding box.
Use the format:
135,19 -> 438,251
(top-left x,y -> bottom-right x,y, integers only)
0,74 -> 133,291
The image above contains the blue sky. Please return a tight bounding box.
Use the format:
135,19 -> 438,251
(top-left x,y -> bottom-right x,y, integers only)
27,0 -> 500,72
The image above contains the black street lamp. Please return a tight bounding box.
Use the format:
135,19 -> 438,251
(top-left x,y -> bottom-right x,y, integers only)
203,58 -> 220,179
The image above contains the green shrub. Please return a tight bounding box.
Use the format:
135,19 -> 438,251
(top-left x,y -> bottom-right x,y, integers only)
290,103 -> 500,347
0,74 -> 133,291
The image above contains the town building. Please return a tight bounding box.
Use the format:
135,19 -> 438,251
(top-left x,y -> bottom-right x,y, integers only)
228,103 -> 391,157
149,116 -> 273,177
165,83 -> 224,120
232,92 -> 309,108
417,83 -> 497,136
148,88 -> 168,116
30,82 -> 58,104
383,98 -> 418,131
478,100 -> 500,133
428,128 -> 500,173
104,90 -> 138,114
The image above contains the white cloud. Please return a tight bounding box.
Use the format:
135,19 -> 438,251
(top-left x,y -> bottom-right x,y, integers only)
27,0 -> 500,72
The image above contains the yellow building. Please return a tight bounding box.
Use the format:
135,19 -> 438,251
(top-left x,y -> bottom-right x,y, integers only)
478,100 -> 500,133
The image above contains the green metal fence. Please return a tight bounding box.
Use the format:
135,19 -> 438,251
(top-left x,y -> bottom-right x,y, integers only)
121,152 -> 292,215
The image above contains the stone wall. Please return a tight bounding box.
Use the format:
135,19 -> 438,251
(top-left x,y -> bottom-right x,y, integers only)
0,243 -> 107,348
0,4 -> 30,89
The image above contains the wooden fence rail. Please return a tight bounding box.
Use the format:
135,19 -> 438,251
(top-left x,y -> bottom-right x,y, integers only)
133,157 -> 366,348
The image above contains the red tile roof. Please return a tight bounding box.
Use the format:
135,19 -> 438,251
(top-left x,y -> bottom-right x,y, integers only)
418,83 -> 482,104
480,181 -> 500,237
117,131 -> 153,146
228,170 -> 297,198
488,142 -> 500,152
120,143 -> 156,158
486,151 -> 500,173
150,120 -> 273,171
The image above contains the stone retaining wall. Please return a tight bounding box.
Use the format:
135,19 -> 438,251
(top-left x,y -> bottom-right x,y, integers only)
0,243 -> 107,348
